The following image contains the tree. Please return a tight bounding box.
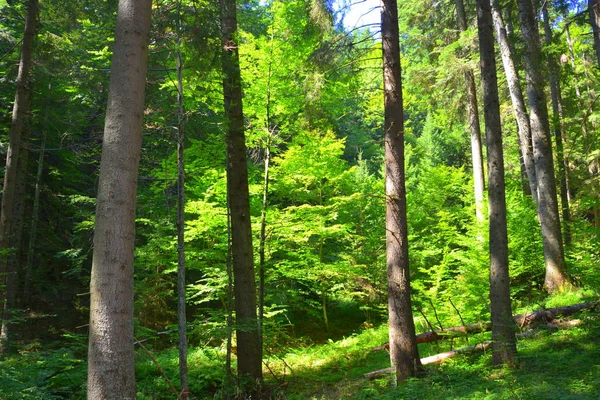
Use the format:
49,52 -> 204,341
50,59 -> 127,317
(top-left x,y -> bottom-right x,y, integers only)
0,0 -> 38,353
220,0 -> 263,388
86,0 -> 152,398
542,3 -> 571,246
176,1 -> 189,395
517,0 -> 569,291
476,0 -> 517,366
490,0 -> 538,202
455,0 -> 485,222
381,0 -> 421,383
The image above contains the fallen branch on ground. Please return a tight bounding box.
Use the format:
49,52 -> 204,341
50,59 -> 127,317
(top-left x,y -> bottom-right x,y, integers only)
365,308 -> 595,380
365,342 -> 492,379
371,301 -> 598,350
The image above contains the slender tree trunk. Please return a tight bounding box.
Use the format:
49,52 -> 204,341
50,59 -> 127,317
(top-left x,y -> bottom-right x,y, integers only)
12,109 -> 31,302
220,0 -> 263,387
225,197 -> 234,386
23,132 -> 45,306
258,37 -> 274,345
490,0 -> 538,202
517,0 -> 569,292
542,5 -> 572,246
589,0 -> 600,68
86,1 -> 152,398
0,0 -> 38,354
381,0 -> 421,383
476,0 -> 518,366
455,0 -> 485,222
258,135 -> 270,344
176,20 -> 189,398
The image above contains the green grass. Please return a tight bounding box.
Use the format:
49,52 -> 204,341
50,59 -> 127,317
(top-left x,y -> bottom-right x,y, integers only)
2,312 -> 600,399
272,312 -> 600,399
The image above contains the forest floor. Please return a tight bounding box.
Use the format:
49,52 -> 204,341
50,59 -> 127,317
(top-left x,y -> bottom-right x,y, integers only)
275,310 -> 600,399
1,307 -> 600,399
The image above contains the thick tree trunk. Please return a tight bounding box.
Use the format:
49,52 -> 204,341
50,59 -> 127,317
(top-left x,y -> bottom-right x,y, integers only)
220,0 -> 263,387
589,0 -> 600,68
381,0 -> 421,383
477,0 -> 517,366
490,0 -> 538,202
517,0 -> 569,292
0,0 -> 38,354
86,1 -> 152,398
542,5 -> 571,246
176,36 -> 189,398
455,0 -> 486,222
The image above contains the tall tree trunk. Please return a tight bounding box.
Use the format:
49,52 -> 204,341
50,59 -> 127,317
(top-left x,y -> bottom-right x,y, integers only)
455,0 -> 486,222
258,135 -> 270,344
258,33 -> 274,345
542,5 -> 571,246
12,105 -> 32,305
176,15 -> 189,397
476,0 -> 518,366
589,0 -> 600,68
0,0 -> 38,354
381,0 -> 421,383
23,132 -> 45,306
220,0 -> 263,388
86,1 -> 152,398
491,0 -> 538,202
517,0 -> 569,292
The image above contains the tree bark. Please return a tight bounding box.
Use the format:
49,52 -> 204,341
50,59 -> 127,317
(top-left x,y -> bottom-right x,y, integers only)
542,5 -> 571,246
176,18 -> 189,397
455,0 -> 486,222
86,1 -> 152,398
381,0 -> 421,383
0,0 -> 38,354
490,0 -> 538,203
477,0 -> 517,366
517,0 -> 569,292
589,0 -> 600,68
220,0 -> 263,387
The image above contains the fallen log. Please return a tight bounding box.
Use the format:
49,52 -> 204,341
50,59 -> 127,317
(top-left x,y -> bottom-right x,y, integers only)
512,302 -> 597,327
365,342 -> 492,379
371,301 -> 598,351
365,316 -> 589,380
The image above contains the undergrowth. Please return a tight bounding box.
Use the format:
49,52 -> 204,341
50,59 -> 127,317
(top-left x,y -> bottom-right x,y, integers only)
1,308 -> 599,399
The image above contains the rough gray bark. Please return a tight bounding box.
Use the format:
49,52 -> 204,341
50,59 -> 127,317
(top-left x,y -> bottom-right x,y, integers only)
455,0 -> 486,222
86,0 -> 152,398
220,0 -> 263,387
381,0 -> 421,383
476,0 -> 517,366
542,5 -> 571,246
176,34 -> 189,398
0,0 -> 38,353
490,0 -> 538,203
517,0 -> 569,292
589,0 -> 600,68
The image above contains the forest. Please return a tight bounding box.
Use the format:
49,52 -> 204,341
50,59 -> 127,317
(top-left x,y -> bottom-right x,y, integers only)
0,0 -> 599,398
